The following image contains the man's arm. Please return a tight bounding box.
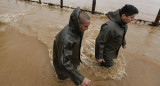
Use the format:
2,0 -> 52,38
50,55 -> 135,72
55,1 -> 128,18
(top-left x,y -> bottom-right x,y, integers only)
60,40 -> 89,85
95,24 -> 111,61
122,27 -> 128,49
122,38 -> 126,49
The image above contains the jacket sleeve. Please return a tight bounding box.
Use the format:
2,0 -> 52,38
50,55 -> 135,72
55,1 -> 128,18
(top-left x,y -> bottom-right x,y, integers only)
60,40 -> 84,85
95,24 -> 111,59
122,26 -> 128,46
122,38 -> 126,46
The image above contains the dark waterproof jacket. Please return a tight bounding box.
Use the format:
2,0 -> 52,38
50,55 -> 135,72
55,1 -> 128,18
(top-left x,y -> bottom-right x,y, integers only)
53,7 -> 84,85
95,9 -> 128,60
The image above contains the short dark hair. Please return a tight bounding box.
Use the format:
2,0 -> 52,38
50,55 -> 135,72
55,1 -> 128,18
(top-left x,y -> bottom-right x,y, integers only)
120,4 -> 139,16
79,11 -> 90,24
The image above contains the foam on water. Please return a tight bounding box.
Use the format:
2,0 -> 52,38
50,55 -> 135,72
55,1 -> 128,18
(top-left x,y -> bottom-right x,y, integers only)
0,27 -> 6,32
79,38 -> 127,80
0,9 -> 29,24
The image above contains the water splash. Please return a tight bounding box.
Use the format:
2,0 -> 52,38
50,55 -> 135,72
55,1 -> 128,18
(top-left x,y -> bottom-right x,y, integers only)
80,46 -> 127,80
0,9 -> 28,24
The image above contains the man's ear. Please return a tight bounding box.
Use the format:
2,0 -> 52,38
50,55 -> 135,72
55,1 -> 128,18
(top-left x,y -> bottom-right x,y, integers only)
121,14 -> 126,18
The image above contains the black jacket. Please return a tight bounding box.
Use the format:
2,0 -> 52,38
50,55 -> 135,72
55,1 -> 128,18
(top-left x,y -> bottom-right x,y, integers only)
53,7 -> 84,85
95,9 -> 128,60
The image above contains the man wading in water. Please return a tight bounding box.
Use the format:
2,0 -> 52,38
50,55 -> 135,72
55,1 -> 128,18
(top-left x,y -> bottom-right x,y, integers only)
95,5 -> 139,67
53,7 -> 91,86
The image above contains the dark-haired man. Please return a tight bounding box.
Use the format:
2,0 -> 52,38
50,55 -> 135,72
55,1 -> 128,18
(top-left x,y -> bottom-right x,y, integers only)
95,5 -> 139,67
53,7 -> 91,86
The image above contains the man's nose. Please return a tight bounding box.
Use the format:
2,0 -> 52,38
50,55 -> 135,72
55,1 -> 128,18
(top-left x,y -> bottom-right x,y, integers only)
86,27 -> 88,30
131,18 -> 134,21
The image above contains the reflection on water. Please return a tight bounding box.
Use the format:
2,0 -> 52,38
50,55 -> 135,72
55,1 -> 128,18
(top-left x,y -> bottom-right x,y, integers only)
0,0 -> 160,86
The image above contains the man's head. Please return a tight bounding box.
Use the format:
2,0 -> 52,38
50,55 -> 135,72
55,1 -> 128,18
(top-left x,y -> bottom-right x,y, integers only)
79,11 -> 90,32
120,4 -> 139,24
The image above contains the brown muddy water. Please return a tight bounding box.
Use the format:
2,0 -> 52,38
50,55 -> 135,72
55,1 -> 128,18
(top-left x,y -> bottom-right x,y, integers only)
32,0 -> 160,21
0,0 -> 160,86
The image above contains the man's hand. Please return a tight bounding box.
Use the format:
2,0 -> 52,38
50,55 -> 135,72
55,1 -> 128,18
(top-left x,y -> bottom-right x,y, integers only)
122,45 -> 126,49
96,59 -> 105,63
81,77 -> 91,86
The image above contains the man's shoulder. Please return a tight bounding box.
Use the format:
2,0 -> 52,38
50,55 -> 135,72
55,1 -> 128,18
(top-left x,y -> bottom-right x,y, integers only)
101,21 -> 115,31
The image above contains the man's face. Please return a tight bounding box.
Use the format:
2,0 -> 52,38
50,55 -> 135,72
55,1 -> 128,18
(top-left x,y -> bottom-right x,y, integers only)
121,14 -> 136,24
80,19 -> 90,32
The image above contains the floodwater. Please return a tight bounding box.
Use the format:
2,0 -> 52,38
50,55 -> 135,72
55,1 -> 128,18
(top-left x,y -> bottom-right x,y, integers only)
0,0 -> 160,86
33,0 -> 160,21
